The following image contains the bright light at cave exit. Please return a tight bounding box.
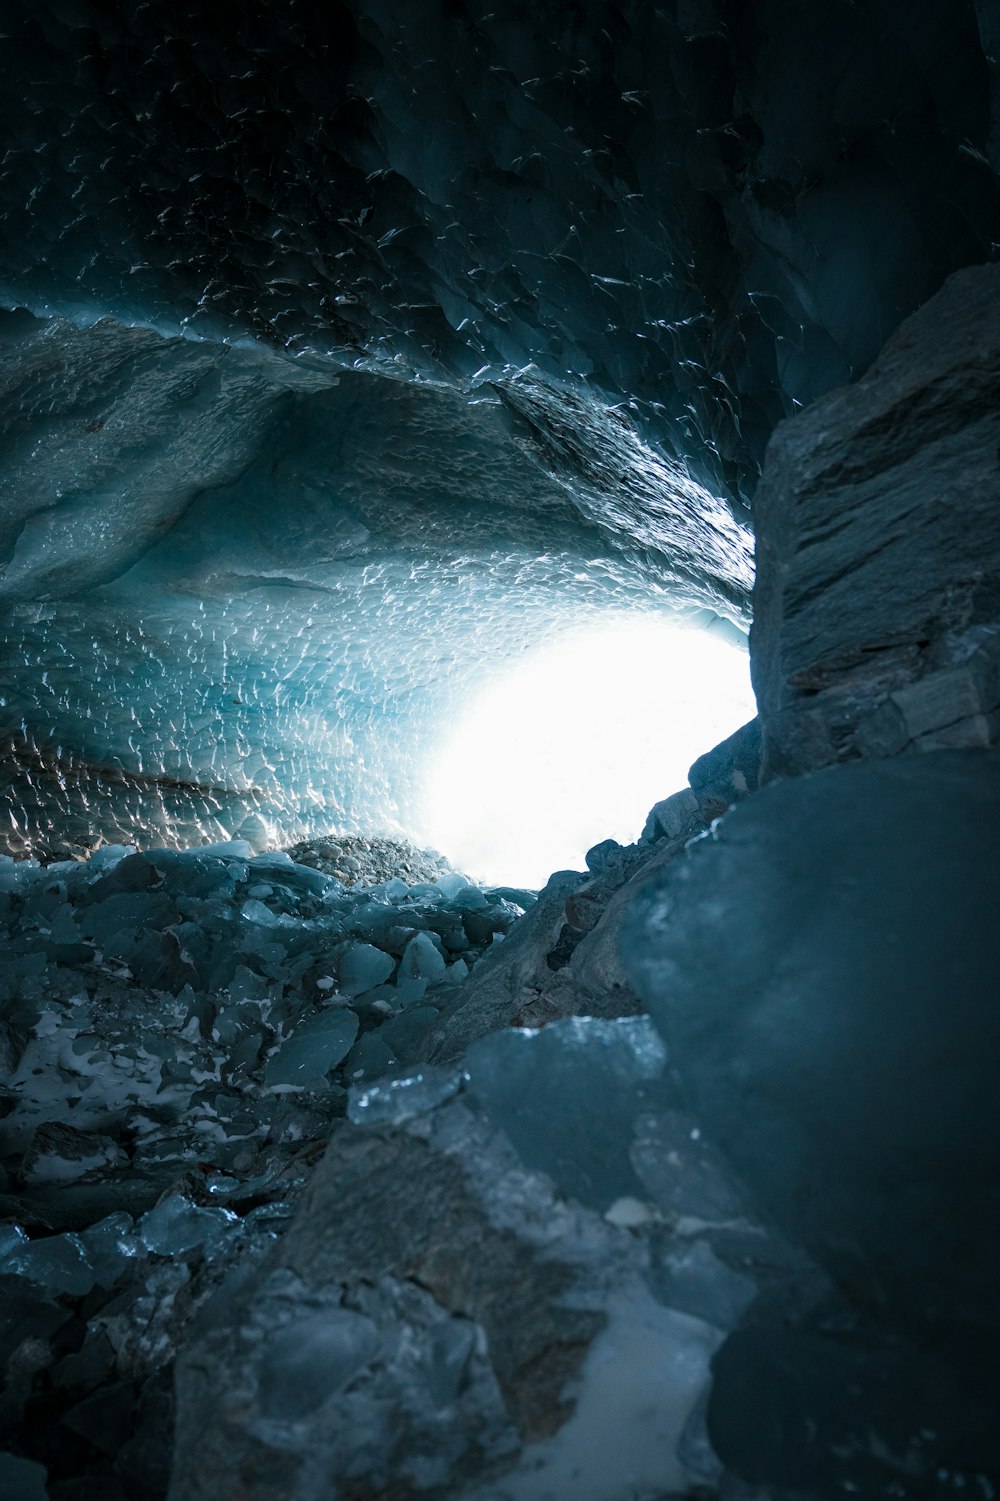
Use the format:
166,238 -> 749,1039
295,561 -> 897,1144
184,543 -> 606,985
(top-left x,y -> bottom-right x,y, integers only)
420,616 -> 756,889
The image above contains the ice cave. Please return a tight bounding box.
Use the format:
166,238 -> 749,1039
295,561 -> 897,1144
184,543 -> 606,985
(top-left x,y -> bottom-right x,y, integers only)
0,3 -> 998,1498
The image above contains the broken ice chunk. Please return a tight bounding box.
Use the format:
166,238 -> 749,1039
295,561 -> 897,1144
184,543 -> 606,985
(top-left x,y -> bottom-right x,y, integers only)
398,930 -> 447,984
335,941 -> 394,997
433,872 -> 476,899
189,840 -> 254,861
392,975 -> 429,1007
139,1195 -> 239,1259
0,1225 -> 28,1259
241,898 -> 286,927
255,1307 -> 379,1421
423,1317 -> 477,1407
347,1065 -> 462,1125
341,1032 -> 398,1082
263,1008 -> 359,1090
5,1230 -> 96,1296
630,1111 -> 746,1224
463,1016 -> 671,1213
652,1240 -> 756,1328
79,1213 -> 146,1288
0,1452 -> 47,1501
87,844 -> 137,869
376,1005 -> 439,1062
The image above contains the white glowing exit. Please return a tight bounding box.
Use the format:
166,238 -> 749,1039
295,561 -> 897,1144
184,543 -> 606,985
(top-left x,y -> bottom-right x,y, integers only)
419,615 -> 756,889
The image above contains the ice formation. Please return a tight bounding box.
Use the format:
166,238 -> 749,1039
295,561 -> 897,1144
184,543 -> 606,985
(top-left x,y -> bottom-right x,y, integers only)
1,3 -> 999,1499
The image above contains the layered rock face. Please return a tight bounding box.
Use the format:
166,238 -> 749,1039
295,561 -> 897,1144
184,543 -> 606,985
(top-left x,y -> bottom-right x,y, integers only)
752,264 -> 1000,779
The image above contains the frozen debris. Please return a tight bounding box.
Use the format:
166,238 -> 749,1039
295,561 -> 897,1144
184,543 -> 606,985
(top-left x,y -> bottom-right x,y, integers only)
399,930 -> 448,984
284,835 -> 459,889
332,940 -> 394,996
347,1065 -> 463,1126
139,1196 -> 240,1260
263,1008 -> 360,1090
0,833 -> 535,1496
0,838 -> 524,1194
170,1014 -> 813,1501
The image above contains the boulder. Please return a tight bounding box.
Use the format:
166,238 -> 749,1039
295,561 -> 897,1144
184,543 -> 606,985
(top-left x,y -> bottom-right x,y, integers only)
623,749 -> 1000,1487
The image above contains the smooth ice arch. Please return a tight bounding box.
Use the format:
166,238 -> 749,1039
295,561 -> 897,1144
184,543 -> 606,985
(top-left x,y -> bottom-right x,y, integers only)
419,616 -> 754,886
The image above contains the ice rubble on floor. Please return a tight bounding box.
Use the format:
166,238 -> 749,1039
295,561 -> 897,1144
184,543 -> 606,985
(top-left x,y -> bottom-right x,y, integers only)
0,840 -> 538,1492
0,840 -> 528,1204
0,827 -> 827,1499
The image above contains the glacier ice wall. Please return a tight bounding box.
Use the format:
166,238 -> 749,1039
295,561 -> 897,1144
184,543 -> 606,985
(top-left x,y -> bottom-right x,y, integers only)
0,308 -> 748,856
1,0 -> 998,853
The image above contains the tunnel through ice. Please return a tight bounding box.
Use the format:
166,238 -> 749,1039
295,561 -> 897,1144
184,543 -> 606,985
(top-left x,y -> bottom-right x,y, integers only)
2,3 -> 1000,1499
0,309 -> 753,864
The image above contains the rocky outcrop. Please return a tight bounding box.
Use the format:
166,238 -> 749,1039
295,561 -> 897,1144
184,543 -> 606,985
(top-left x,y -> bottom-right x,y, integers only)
418,718 -> 772,1063
684,717 -> 762,819
420,792 -> 716,1060
623,749 -> 1000,1493
752,264 -> 1000,780
611,265 -> 1000,1496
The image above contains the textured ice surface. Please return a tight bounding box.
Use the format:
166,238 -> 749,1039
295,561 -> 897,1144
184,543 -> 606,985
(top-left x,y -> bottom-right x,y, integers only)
0,311 -> 746,859
2,4 -> 997,502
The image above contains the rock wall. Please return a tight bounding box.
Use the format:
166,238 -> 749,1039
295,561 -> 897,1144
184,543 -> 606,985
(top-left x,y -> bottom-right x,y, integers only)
620,266 -> 1000,1494
752,263 -> 1000,779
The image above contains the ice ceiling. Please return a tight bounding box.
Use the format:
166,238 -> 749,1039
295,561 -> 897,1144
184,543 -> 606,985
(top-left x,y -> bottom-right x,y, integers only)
1,0 -> 998,862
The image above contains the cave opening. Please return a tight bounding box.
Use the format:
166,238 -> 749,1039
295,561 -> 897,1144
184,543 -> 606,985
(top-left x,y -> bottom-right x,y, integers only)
418,613 -> 754,888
